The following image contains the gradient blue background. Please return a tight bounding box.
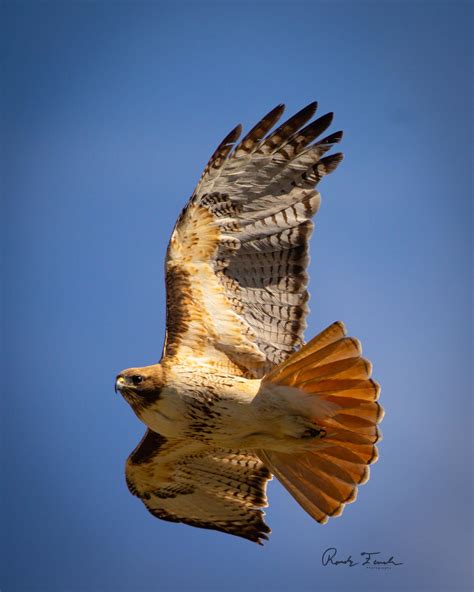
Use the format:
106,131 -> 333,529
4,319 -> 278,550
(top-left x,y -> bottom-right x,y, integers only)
1,1 -> 472,591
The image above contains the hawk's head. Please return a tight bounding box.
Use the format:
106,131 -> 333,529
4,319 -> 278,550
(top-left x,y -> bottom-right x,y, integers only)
115,364 -> 164,412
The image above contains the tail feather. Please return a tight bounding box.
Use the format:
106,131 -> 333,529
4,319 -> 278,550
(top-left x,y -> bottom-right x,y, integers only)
267,338 -> 363,385
328,426 -> 380,446
296,356 -> 372,382
259,321 -> 382,524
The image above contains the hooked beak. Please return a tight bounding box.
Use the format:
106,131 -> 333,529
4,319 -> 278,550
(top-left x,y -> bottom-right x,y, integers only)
115,375 -> 125,394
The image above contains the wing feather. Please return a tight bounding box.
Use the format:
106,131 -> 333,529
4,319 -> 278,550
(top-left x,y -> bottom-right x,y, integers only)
126,430 -> 272,544
163,102 -> 343,376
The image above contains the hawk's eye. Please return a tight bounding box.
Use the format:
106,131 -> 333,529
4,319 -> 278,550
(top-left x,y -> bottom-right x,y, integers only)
131,375 -> 144,386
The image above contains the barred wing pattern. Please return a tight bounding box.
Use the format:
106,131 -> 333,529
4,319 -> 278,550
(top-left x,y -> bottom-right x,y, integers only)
164,102 -> 343,377
126,430 -> 272,544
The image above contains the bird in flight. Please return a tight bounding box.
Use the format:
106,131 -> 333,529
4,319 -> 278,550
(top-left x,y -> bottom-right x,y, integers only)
116,101 -> 383,544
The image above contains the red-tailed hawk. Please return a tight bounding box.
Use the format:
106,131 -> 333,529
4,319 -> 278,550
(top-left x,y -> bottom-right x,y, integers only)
116,102 -> 383,544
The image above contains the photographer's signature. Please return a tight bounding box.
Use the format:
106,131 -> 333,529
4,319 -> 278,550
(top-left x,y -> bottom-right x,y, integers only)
322,547 -> 403,570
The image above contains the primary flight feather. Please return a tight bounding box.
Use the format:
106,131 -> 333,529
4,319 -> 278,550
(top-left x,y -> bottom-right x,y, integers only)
116,101 -> 383,544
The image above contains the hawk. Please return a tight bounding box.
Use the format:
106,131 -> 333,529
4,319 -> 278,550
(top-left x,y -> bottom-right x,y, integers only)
116,102 -> 383,544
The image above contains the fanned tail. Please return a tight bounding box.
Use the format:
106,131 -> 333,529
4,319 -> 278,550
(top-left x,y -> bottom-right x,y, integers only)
259,321 -> 383,524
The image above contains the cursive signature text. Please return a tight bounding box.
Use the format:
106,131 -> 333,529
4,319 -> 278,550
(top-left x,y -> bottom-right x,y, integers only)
322,547 -> 403,569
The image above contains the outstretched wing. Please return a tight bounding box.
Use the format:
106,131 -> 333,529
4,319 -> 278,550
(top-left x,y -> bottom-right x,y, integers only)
164,102 -> 343,377
125,430 -> 272,544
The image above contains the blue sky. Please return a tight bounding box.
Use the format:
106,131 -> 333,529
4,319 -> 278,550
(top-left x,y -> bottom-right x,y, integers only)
1,1 -> 472,591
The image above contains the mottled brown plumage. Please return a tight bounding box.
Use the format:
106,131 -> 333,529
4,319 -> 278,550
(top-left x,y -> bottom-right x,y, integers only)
126,431 -> 271,543
116,102 -> 382,544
